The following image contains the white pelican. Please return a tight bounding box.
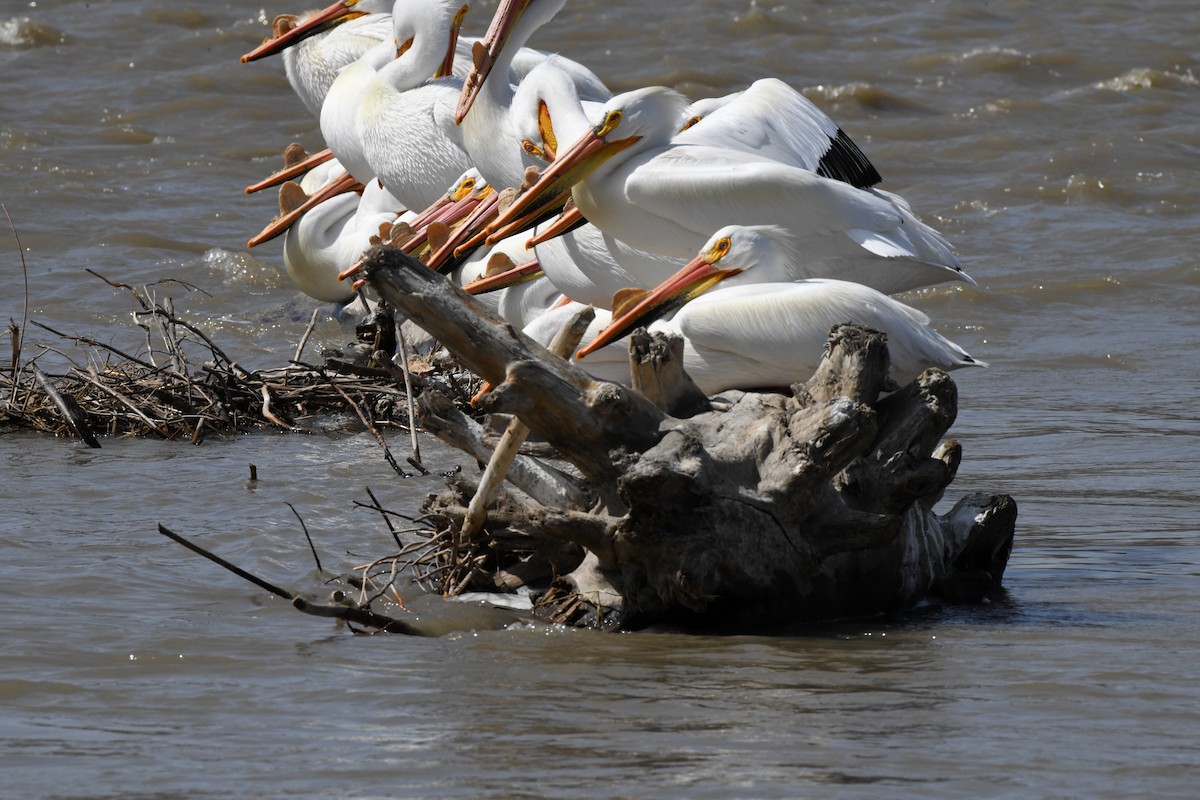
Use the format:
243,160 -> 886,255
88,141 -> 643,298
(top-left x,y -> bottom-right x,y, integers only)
535,225 -> 984,395
431,0 -> 700,316
454,0 -> 609,191
452,57 -> 684,308
356,0 -> 475,211
514,70 -> 881,189
319,1 -> 462,184
491,86 -> 972,296
243,0 -> 572,118
280,164 -> 405,303
317,42 -> 390,184
249,0 -> 467,246
242,0 -> 395,117
247,27 -> 398,247
492,63 -> 894,308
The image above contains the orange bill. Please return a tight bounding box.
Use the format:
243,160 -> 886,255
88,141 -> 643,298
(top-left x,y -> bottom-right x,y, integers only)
241,1 -> 369,63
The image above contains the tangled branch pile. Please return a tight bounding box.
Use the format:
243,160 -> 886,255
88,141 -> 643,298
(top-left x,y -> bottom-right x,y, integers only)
1,274 -> 465,452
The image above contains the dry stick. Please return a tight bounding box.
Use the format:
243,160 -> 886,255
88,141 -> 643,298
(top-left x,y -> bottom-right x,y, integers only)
393,322 -> 423,468
162,305 -> 200,413
448,305 -> 594,595
328,380 -> 409,477
355,554 -> 404,608
260,385 -> 299,431
138,310 -> 159,370
363,485 -> 404,549
79,369 -> 172,438
3,204 -> 29,379
157,523 -> 294,598
190,416 -> 205,445
155,523 -> 426,635
136,306 -> 235,369
32,364 -> 101,448
287,597 -> 425,634
351,499 -> 422,524
365,347 -> 430,475
294,307 -> 321,363
286,502 -> 324,573
30,320 -> 162,373
161,296 -> 186,376
16,346 -> 82,419
5,321 -> 17,383
354,536 -> 442,584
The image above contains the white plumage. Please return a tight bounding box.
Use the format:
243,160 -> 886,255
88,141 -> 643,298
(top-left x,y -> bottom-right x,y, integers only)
535,226 -> 984,394
498,86 -> 972,296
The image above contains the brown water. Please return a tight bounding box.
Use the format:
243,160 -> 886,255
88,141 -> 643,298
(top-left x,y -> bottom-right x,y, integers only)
3,1 -> 1199,797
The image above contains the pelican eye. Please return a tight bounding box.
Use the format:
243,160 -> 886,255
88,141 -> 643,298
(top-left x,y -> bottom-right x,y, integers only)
708,236 -> 732,262
679,115 -> 703,132
451,177 -> 476,201
522,139 -> 547,160
595,109 -> 623,136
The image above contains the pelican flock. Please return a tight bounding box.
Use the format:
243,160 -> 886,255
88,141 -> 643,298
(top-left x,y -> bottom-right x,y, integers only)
240,0 -> 983,392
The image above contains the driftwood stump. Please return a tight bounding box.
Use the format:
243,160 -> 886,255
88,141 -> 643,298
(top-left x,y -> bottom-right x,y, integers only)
363,246 -> 1016,630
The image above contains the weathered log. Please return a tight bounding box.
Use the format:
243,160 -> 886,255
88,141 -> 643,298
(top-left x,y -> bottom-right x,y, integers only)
628,329 -> 710,417
416,391 -> 593,510
458,306 -> 595,547
362,245 -> 1016,630
364,245 -> 666,505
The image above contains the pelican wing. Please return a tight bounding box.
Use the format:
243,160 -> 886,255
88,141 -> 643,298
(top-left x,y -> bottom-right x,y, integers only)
678,78 -> 880,188
619,147 -> 902,251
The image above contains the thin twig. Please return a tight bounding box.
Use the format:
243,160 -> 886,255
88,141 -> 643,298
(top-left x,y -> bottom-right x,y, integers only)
286,502 -> 324,573
157,523 -> 426,635
156,523 -> 294,600
358,554 -> 405,608
135,306 -> 235,369
29,320 -> 162,373
363,485 -> 403,549
350,499 -> 421,523
394,321 -> 422,466
143,276 -> 212,297
2,204 -> 28,378
294,307 -> 320,363
328,379 -> 409,478
260,385 -> 300,431
160,296 -> 186,375
85,268 -> 152,312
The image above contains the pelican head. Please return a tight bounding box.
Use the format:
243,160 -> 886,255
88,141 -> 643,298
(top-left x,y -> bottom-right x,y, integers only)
510,57 -> 591,168
483,86 -> 691,245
